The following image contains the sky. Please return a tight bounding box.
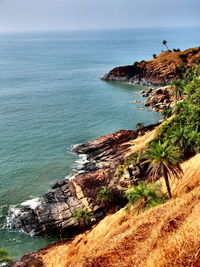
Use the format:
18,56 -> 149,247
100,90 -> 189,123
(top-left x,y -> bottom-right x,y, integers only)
0,0 -> 199,32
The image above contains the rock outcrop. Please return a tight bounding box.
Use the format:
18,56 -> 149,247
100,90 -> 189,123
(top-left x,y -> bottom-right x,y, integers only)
143,86 -> 174,111
102,47 -> 200,85
12,153 -> 200,267
11,124 -> 159,237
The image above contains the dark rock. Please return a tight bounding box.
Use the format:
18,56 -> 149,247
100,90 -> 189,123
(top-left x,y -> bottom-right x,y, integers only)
142,93 -> 150,97
102,47 -> 200,86
81,162 -> 99,173
11,125 -> 160,237
144,86 -> 173,112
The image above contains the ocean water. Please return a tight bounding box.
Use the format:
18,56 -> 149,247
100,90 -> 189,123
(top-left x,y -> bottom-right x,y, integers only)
0,26 -> 199,260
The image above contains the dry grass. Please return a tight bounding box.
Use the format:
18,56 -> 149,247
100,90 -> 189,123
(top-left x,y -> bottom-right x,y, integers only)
39,175 -> 200,266
123,128 -> 157,157
26,147 -> 200,267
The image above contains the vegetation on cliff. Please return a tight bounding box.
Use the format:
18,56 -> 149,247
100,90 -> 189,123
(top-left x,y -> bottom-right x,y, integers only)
11,51 -> 200,267
102,46 -> 200,85
114,63 -> 200,209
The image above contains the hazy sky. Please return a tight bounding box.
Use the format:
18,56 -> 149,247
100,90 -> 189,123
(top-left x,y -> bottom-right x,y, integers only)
0,0 -> 199,32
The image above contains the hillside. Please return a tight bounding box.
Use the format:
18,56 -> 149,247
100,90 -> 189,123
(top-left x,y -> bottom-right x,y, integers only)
11,53 -> 200,267
102,46 -> 200,85
12,154 -> 200,267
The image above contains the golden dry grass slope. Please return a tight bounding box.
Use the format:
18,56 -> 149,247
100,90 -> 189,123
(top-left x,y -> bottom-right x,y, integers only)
30,154 -> 200,267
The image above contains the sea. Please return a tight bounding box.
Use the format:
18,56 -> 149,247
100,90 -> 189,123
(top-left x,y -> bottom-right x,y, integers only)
0,26 -> 199,260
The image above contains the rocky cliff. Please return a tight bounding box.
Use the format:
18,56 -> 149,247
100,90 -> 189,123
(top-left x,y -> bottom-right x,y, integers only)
102,47 -> 200,85
12,153 -> 200,267
11,124 -> 159,237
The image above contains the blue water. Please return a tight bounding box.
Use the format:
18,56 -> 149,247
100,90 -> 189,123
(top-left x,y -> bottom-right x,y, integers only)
0,26 -> 199,260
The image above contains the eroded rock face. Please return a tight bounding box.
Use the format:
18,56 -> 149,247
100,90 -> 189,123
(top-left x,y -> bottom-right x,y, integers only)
102,47 -> 200,86
11,125 -> 159,237
144,86 -> 173,111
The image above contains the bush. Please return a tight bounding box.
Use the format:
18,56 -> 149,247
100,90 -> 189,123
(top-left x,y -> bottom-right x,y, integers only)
177,63 -> 186,73
153,66 -> 200,158
126,181 -> 166,213
136,122 -> 145,130
133,61 -> 139,66
162,109 -> 172,119
153,54 -> 157,59
97,188 -> 113,206
72,207 -> 92,229
0,248 -> 13,263
191,49 -> 198,55
179,53 -> 187,63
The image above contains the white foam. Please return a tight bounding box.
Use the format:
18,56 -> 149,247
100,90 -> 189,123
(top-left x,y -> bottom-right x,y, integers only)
5,205 -> 21,228
72,154 -> 89,172
5,198 -> 41,229
71,143 -> 81,150
21,198 -> 40,209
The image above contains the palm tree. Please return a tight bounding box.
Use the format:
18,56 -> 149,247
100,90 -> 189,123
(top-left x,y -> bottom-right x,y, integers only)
171,79 -> 184,101
97,188 -> 113,209
126,181 -> 166,212
170,127 -> 189,155
145,141 -> 183,198
72,207 -> 92,230
162,40 -> 169,51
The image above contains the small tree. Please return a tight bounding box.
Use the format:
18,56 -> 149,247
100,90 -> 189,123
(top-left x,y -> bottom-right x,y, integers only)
126,181 -> 166,213
97,188 -> 114,208
162,109 -> 172,119
145,141 -> 183,198
153,54 -> 157,59
171,79 -> 184,101
0,248 -> 13,264
72,207 -> 92,230
136,122 -> 144,130
162,40 -> 169,51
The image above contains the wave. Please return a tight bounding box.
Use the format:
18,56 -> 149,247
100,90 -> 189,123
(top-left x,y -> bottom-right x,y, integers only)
4,198 -> 41,229
69,144 -> 89,174
72,154 -> 89,173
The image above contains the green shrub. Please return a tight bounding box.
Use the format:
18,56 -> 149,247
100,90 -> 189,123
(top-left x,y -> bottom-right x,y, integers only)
177,63 -> 186,73
72,207 -> 92,229
136,122 -> 145,130
126,181 -> 166,213
153,54 -> 157,59
97,188 -> 114,206
191,49 -> 198,55
115,164 -> 126,178
153,65 -> 200,158
0,248 -> 13,263
161,109 -> 172,119
179,53 -> 187,63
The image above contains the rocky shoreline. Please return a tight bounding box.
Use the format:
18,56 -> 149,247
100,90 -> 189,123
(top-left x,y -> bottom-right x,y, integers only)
102,47 -> 200,86
9,45 -> 200,267
11,124 -> 159,237
11,46 -> 200,238
141,86 -> 174,112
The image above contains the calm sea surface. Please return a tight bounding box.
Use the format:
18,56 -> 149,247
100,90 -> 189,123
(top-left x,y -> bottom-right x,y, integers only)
0,27 -> 199,259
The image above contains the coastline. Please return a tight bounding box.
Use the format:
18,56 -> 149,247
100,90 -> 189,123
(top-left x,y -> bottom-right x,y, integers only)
8,45 -> 200,265
10,123 -> 159,238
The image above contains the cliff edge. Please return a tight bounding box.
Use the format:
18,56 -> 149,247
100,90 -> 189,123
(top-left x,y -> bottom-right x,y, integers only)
102,47 -> 200,85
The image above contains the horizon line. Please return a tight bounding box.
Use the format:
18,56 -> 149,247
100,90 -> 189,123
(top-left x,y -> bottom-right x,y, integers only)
0,24 -> 200,34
